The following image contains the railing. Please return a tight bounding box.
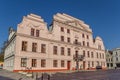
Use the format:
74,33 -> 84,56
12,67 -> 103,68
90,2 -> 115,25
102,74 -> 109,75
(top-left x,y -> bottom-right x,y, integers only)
73,41 -> 81,46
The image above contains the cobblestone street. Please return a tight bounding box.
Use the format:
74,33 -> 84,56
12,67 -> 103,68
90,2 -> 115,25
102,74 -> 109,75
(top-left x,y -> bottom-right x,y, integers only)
0,69 -> 120,80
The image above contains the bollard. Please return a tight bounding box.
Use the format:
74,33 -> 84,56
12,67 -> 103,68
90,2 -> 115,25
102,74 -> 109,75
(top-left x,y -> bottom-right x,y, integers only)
41,73 -> 43,80
48,74 -> 50,80
36,72 -> 38,80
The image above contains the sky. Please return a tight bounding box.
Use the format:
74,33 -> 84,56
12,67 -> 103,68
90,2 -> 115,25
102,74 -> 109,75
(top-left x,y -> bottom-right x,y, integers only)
0,0 -> 120,50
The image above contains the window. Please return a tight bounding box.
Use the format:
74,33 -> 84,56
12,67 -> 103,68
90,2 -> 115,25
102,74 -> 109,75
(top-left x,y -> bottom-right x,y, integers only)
87,51 -> 90,58
53,60 -> 57,67
67,29 -> 70,34
32,59 -> 37,67
91,52 -> 94,58
41,44 -> 46,53
102,54 -> 104,59
61,27 -> 64,32
98,45 -> 101,50
116,52 -> 118,56
61,60 -> 65,67
82,34 -> 85,38
67,37 -> 70,43
61,47 -> 64,55
83,41 -> 85,46
22,41 -> 27,51
21,58 -> 27,67
68,48 -> 71,56
32,43 -> 37,52
116,57 -> 118,61
88,61 -> 90,68
36,29 -> 39,37
75,39 -> 78,44
41,59 -> 46,67
31,28 -> 35,36
83,50 -> 85,57
96,52 -> 98,58
92,61 -> 94,67
61,36 -> 64,42
87,35 -> 89,39
100,53 -> 101,59
53,46 -> 57,55
87,42 -> 89,47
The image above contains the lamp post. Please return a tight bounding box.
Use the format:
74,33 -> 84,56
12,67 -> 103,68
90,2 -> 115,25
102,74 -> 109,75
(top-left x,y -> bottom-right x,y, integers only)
73,53 -> 84,71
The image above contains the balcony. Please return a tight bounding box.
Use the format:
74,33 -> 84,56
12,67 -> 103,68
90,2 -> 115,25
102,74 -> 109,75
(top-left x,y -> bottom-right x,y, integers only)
73,41 -> 81,46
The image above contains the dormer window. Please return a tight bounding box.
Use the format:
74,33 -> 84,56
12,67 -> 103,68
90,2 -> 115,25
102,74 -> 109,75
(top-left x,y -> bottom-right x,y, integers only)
82,34 -> 85,38
31,28 -> 35,36
67,29 -> 70,34
87,35 -> 89,39
98,45 -> 101,50
61,27 -> 64,32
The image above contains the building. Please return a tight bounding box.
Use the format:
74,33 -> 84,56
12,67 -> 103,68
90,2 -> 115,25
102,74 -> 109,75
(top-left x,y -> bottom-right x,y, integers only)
106,50 -> 113,69
4,13 -> 106,72
113,48 -> 120,69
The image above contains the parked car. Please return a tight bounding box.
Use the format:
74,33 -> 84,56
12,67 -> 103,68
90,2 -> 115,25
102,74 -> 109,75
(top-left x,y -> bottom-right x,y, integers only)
96,66 -> 102,70
0,66 -> 3,69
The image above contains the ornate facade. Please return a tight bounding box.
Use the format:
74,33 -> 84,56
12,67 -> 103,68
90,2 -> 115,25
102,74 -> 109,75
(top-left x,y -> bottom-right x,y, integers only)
4,13 -> 106,72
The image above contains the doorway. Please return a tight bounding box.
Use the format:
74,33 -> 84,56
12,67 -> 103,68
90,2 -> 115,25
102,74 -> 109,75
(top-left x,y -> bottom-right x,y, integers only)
67,61 -> 71,70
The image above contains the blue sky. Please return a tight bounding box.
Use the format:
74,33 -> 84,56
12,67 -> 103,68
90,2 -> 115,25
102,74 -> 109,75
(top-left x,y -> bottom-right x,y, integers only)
0,0 -> 120,50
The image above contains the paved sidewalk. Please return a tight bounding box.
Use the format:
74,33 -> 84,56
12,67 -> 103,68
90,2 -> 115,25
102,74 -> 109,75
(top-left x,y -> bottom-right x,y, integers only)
0,69 -> 34,80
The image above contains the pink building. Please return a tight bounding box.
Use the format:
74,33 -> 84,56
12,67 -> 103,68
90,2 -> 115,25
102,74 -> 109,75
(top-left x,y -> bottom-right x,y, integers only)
4,13 -> 106,72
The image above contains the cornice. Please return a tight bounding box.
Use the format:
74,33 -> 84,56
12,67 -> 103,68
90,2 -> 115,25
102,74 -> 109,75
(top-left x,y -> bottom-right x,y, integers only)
5,33 -> 16,49
26,17 -> 46,24
16,33 -> 105,52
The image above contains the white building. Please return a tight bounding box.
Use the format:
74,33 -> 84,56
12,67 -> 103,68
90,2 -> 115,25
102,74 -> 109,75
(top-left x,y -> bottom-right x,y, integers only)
106,50 -> 113,69
4,13 -> 106,72
113,48 -> 120,69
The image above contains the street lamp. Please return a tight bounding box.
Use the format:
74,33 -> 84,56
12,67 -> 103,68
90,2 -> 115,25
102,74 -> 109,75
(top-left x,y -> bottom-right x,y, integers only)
73,52 -> 84,71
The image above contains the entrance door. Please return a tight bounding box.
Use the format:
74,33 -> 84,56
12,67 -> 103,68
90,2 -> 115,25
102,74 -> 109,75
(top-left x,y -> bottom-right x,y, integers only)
83,61 -> 85,69
67,61 -> 71,70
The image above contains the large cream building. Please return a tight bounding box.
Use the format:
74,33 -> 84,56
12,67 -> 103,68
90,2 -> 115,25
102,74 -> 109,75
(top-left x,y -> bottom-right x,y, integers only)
4,13 -> 106,72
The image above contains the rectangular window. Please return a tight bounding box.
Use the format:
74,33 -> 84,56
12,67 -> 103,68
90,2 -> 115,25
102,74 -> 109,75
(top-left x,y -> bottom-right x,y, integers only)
53,60 -> 57,67
32,59 -> 37,67
74,39 -> 78,44
87,51 -> 90,58
91,52 -> 94,58
32,43 -> 37,52
31,28 -> 35,36
67,37 -> 70,43
100,53 -> 101,59
41,44 -> 46,53
82,34 -> 85,38
68,48 -> 71,56
21,58 -> 27,67
53,46 -> 57,55
87,35 -> 89,39
61,27 -> 64,32
102,54 -> 104,59
36,29 -> 39,37
61,47 -> 64,55
83,50 -> 85,57
22,41 -> 27,51
92,61 -> 94,67
41,59 -> 46,67
61,60 -> 65,67
97,52 -> 98,58
87,42 -> 89,47
67,29 -> 70,34
61,36 -> 64,42
88,61 -> 90,68
83,41 -> 85,46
